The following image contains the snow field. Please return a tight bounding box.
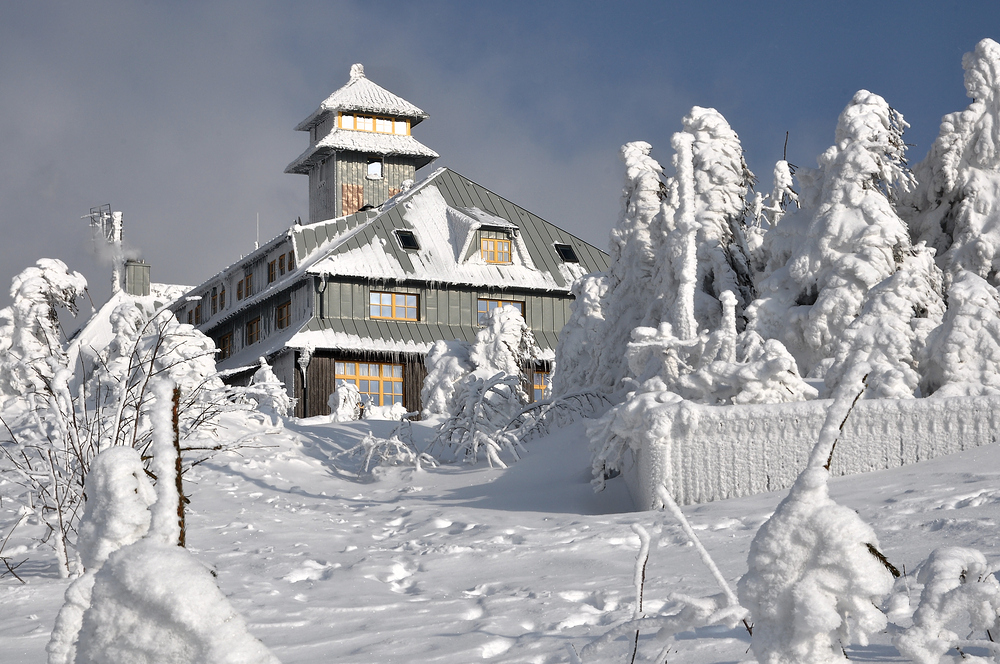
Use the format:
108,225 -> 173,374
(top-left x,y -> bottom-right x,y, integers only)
5,415 -> 1000,662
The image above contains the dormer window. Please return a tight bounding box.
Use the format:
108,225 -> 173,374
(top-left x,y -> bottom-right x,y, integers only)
367,158 -> 383,180
481,237 -> 512,264
339,113 -> 409,135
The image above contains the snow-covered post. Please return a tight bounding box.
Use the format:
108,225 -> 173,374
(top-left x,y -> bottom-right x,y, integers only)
672,131 -> 699,341
148,379 -> 182,547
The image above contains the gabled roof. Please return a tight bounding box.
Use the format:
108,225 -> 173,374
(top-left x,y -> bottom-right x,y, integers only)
293,168 -> 609,292
294,64 -> 429,132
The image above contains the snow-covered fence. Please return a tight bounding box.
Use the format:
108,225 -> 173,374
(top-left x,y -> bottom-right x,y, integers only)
622,395 -> 1000,510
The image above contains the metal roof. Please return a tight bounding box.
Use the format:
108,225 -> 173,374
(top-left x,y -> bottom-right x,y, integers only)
296,168 -> 609,291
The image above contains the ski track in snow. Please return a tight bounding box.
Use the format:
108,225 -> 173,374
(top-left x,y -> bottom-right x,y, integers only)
3,418 -> 1000,663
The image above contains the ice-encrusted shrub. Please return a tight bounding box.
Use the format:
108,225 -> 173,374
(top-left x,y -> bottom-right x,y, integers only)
430,373 -> 527,467
424,306 -> 538,466
47,446 -> 156,664
749,90 -> 915,376
421,339 -> 474,420
894,547 -> 1000,664
328,382 -> 361,422
738,374 -> 895,664
344,431 -> 437,477
921,270 -> 1000,397
245,357 -> 294,423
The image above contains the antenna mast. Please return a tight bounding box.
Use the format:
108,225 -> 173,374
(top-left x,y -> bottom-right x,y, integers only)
83,204 -> 124,294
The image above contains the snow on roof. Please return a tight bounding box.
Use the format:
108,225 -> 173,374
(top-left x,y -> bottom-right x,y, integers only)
306,176 -> 561,291
285,130 -> 438,174
288,328 -> 432,355
294,63 -> 429,133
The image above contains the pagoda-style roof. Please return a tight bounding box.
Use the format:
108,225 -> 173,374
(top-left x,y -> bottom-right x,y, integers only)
285,63 -> 439,174
293,64 -> 429,132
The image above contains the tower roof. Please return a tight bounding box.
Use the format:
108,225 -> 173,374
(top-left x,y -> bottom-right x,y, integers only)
294,63 -> 429,132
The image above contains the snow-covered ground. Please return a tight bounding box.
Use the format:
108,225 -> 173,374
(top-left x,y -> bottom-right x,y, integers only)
3,415 -> 998,663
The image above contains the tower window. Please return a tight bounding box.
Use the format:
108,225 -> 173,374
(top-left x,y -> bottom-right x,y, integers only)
554,243 -> 579,263
367,159 -> 383,180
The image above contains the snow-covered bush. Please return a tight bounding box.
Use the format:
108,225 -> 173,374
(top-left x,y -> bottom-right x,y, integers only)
328,382 -> 362,422
749,90 -> 916,376
921,270 -> 1000,396
245,356 -> 294,423
47,446 -> 156,664
344,431 -> 436,477
430,372 -> 526,467
72,379 -> 281,664
425,305 -> 538,466
420,339 -> 474,419
738,376 -> 895,664
904,38 -> 1000,285
894,547 -> 1000,664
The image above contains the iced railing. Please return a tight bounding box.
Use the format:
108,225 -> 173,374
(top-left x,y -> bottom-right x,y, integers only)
622,395 -> 1000,510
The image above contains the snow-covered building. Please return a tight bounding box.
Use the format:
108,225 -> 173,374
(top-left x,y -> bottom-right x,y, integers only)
170,64 -> 608,417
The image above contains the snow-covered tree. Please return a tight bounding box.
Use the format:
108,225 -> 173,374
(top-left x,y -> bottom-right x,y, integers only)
904,38 -> 1000,285
749,90 -> 915,376
749,160 -> 799,273
556,109 -> 757,401
0,259 -> 87,400
421,339 -> 475,419
921,270 -> 1000,397
738,372 -> 895,664
824,245 -> 946,398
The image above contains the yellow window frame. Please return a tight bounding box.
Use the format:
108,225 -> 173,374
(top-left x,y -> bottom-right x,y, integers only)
369,292 -> 418,321
334,361 -> 404,406
481,237 -> 512,264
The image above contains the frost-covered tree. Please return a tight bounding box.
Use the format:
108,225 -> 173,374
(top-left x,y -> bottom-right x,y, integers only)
644,107 -> 756,340
749,90 -> 915,376
421,339 -> 475,419
904,38 -> 1000,285
748,160 -> 799,273
824,245 -> 946,398
738,373 -> 895,664
555,109 -> 757,401
921,270 -> 1000,397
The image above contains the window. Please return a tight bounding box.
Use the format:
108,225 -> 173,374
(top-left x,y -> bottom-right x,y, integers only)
477,298 -> 524,324
287,252 -> 295,271
395,230 -> 419,250
279,254 -> 286,275
366,159 -> 383,180
219,286 -> 226,310
533,370 -> 551,402
554,243 -> 579,263
268,260 -> 276,284
369,292 -> 418,321
194,304 -> 202,325
340,113 -> 408,136
187,310 -> 193,325
218,333 -> 233,360
481,237 -> 512,264
275,301 -> 292,329
246,317 -> 261,345
335,361 -> 403,406
211,287 -> 218,315
237,280 -> 243,300
243,272 -> 253,298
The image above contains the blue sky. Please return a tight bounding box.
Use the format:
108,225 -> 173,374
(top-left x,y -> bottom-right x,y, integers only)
0,1 -> 997,309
